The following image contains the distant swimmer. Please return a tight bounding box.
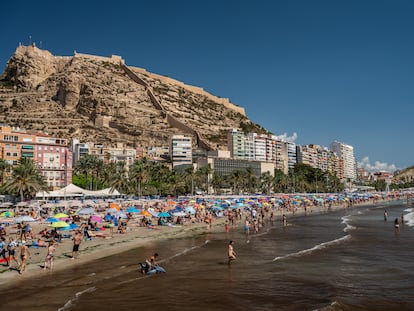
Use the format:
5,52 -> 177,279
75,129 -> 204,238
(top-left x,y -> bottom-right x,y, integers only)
228,240 -> 236,264
394,218 -> 400,233
384,210 -> 388,222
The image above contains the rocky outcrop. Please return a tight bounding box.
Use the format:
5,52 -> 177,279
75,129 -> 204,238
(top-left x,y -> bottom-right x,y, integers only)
0,45 -> 266,150
3,44 -> 69,90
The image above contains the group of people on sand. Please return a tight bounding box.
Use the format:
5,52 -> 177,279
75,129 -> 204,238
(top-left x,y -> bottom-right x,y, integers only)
0,236 -> 31,274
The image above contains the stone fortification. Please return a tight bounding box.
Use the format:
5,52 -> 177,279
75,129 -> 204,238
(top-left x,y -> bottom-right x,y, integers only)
73,52 -> 125,65
130,67 -> 246,116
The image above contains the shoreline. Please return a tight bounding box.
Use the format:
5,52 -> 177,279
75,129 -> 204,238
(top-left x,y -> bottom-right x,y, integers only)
0,198 -> 401,289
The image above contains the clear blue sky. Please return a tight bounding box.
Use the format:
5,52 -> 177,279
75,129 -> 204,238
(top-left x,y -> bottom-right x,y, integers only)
1,0 -> 413,171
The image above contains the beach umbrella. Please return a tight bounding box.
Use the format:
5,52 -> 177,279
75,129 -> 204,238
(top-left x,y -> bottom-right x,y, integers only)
115,211 -> 128,219
0,211 -> 14,217
158,212 -> 171,218
172,211 -> 186,217
14,215 -> 36,223
140,210 -> 151,217
90,215 -> 103,223
53,213 -> 69,218
185,206 -> 196,215
60,223 -> 79,231
45,217 -> 59,223
109,203 -> 121,210
127,207 -> 141,213
77,207 -> 95,215
50,221 -> 69,228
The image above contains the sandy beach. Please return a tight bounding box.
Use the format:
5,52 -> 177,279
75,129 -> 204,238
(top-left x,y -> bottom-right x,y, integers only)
0,196 -> 394,290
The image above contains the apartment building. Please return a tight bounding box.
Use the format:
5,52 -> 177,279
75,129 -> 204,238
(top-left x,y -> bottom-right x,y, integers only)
170,134 -> 192,170
330,141 -> 356,181
35,133 -> 72,188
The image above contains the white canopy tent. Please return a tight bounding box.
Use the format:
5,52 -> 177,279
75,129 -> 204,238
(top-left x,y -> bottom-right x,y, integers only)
36,183 -> 121,199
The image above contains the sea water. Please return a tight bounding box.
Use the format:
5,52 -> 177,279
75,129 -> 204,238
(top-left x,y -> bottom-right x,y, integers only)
1,201 -> 414,311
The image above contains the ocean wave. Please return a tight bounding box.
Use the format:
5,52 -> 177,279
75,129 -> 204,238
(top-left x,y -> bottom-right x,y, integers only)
341,216 -> 356,232
313,300 -> 344,311
161,239 -> 211,263
272,235 -> 351,262
404,208 -> 413,212
57,286 -> 96,311
404,211 -> 414,228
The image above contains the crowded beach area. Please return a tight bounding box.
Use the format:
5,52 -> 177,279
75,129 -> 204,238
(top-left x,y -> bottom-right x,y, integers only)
0,191 -> 411,287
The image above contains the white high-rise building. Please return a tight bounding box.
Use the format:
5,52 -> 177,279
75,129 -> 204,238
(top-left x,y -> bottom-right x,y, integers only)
330,141 -> 356,181
228,129 -> 246,159
170,135 -> 192,169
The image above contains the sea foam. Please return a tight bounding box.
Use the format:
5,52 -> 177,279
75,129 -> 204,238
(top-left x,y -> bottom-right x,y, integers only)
404,211 -> 414,228
341,215 -> 356,232
57,286 -> 96,311
272,235 -> 351,262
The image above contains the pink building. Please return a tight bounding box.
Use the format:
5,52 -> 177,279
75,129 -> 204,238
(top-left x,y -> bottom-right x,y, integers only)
35,133 -> 72,189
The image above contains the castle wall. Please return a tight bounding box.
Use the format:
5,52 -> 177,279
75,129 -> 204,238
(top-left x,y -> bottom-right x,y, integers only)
131,67 -> 246,116
73,52 -> 124,65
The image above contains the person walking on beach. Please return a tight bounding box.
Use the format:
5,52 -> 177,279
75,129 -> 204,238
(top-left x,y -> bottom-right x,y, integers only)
282,214 -> 287,227
228,240 -> 236,264
72,230 -> 82,260
384,210 -> 388,222
19,241 -> 30,274
43,241 -> 56,271
225,220 -> 229,233
7,237 -> 19,269
245,218 -> 250,236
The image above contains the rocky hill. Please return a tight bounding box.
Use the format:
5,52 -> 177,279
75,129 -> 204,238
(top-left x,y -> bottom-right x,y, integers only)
393,166 -> 414,183
0,45 -> 267,150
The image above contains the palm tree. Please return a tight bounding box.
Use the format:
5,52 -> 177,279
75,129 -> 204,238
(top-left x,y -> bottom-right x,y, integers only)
211,172 -> 224,194
109,161 -> 130,194
130,158 -> 149,198
165,169 -> 186,196
274,170 -> 289,193
243,167 -> 258,194
228,170 -> 244,195
3,157 -> 47,202
0,159 -> 10,186
260,171 -> 274,195
184,166 -> 197,195
73,154 -> 95,189
197,164 -> 213,194
100,161 -> 117,188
